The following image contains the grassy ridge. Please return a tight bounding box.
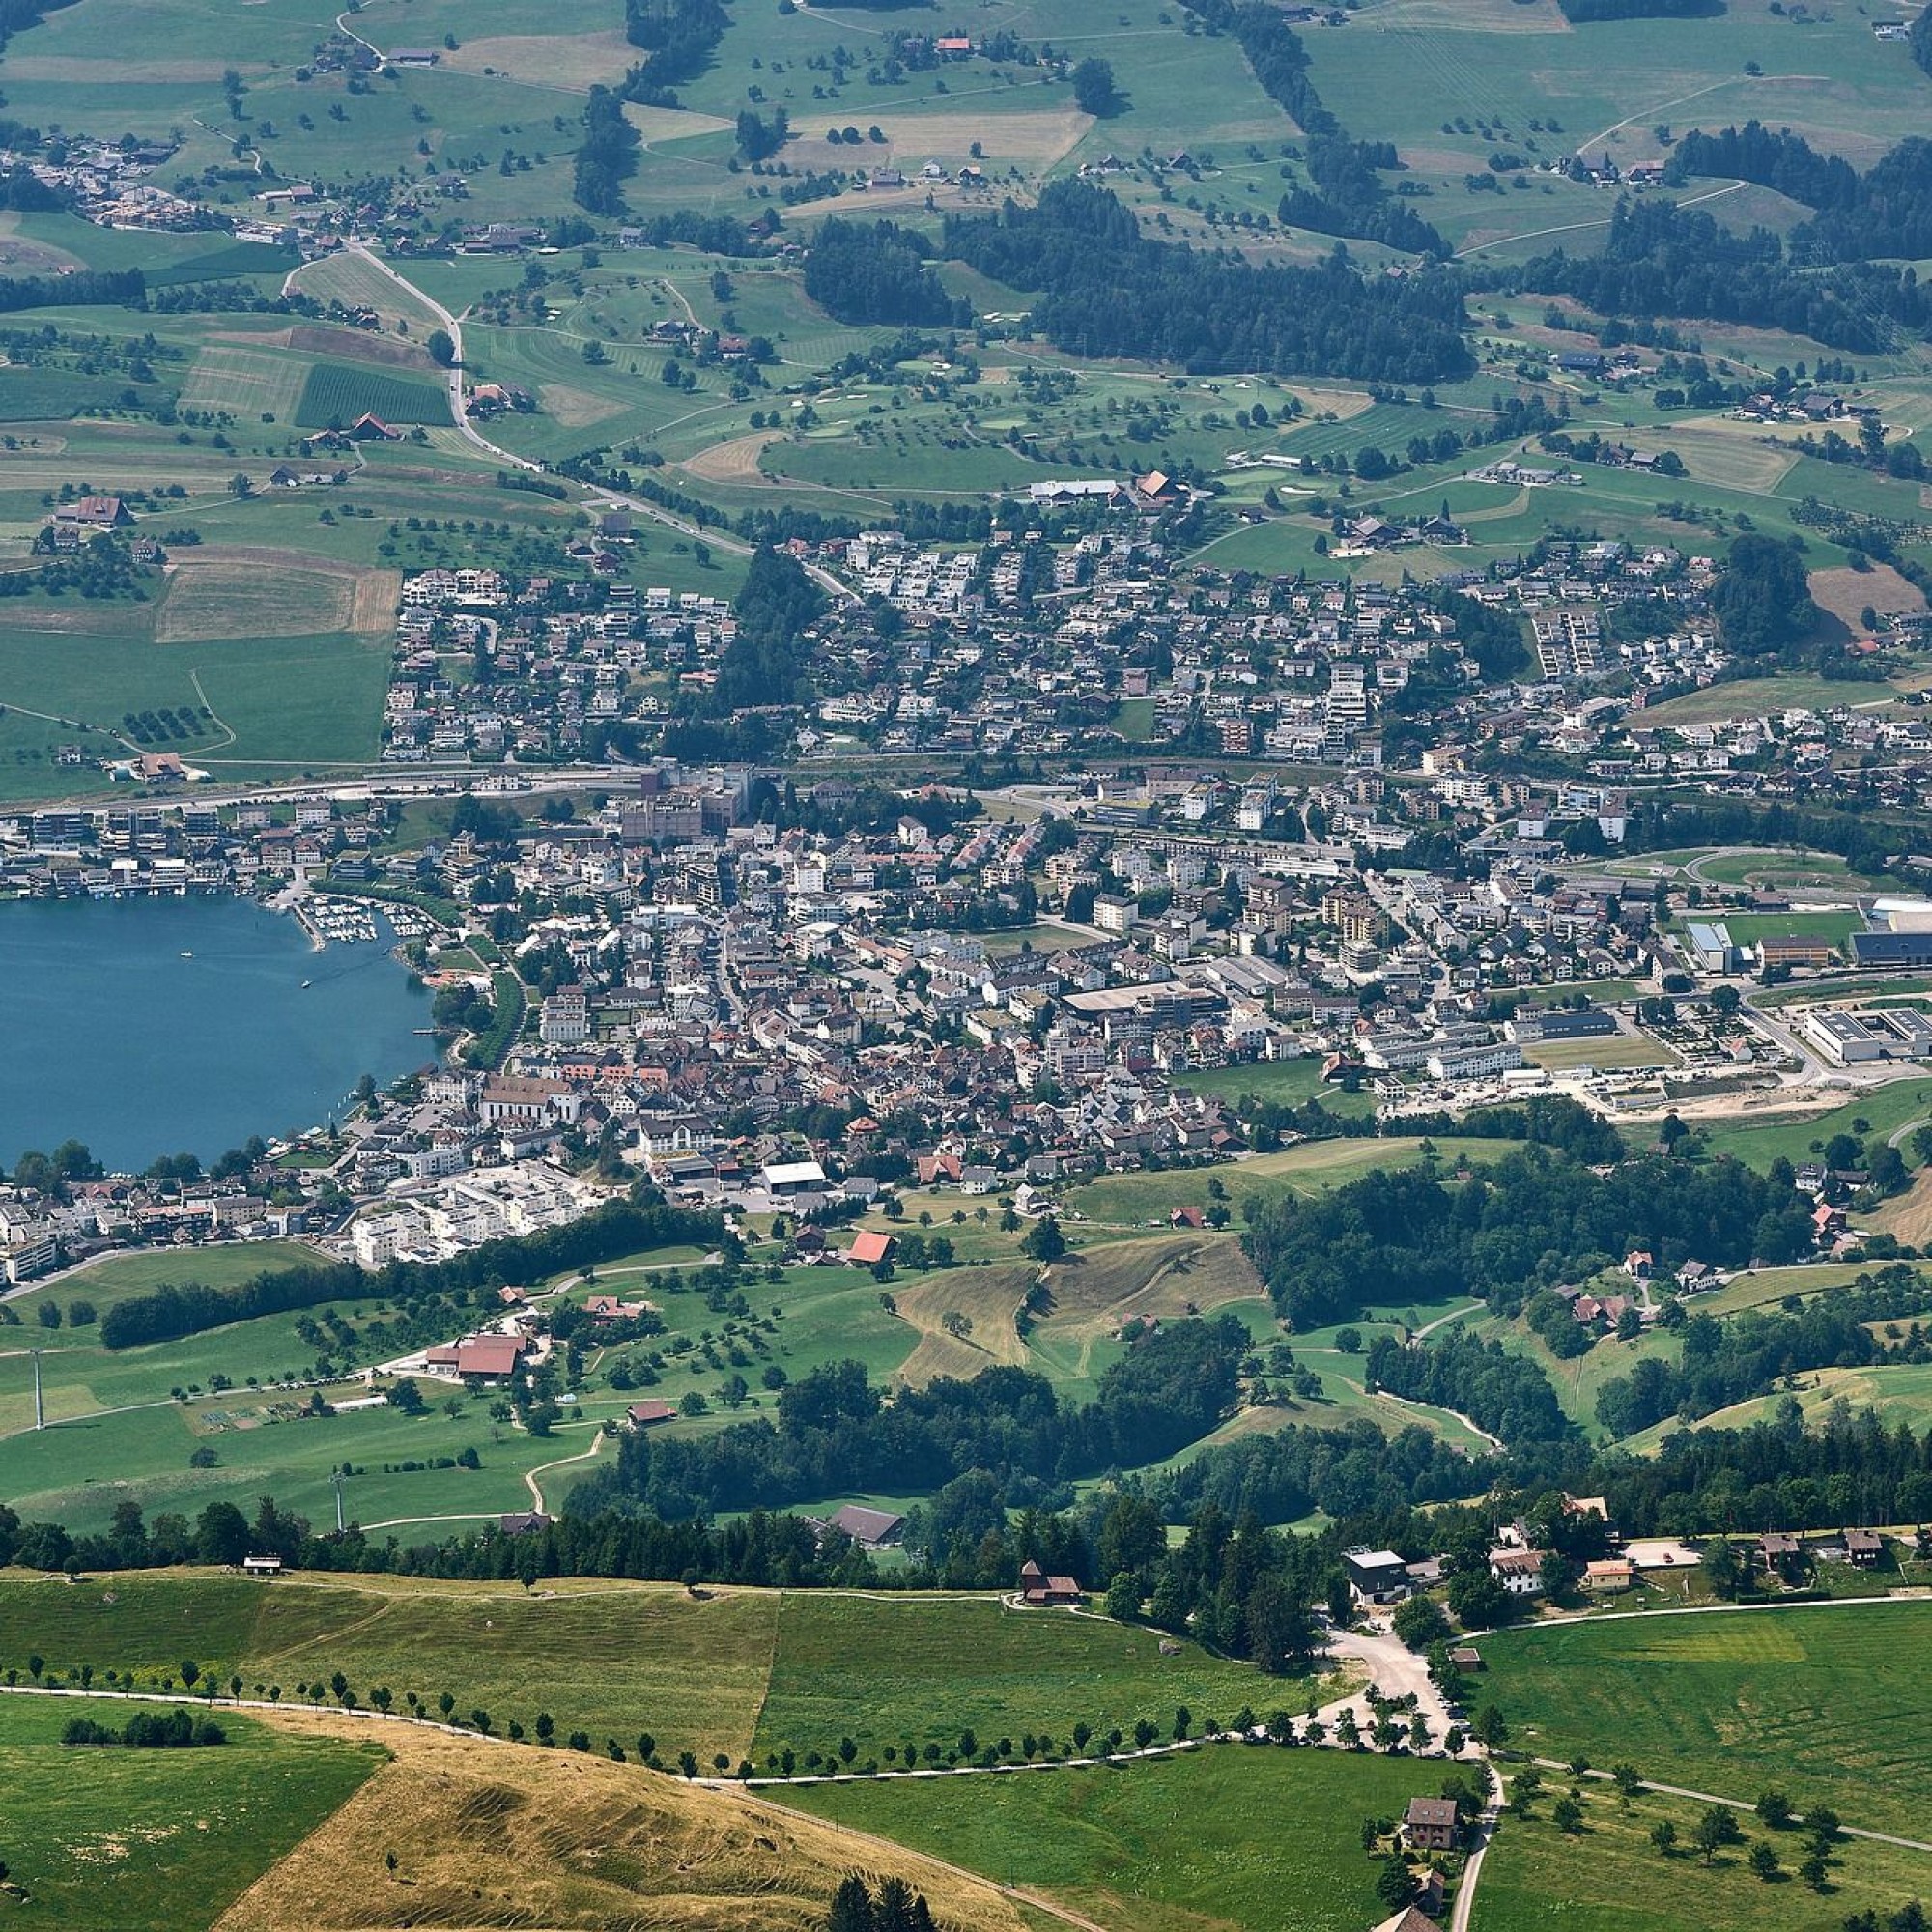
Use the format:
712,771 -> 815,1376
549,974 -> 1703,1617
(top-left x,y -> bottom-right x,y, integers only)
0,1571 -> 1322,1774
0,1693 -> 378,1927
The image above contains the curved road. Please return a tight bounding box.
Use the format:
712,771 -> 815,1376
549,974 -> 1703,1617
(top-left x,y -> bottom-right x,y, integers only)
304,244 -> 851,600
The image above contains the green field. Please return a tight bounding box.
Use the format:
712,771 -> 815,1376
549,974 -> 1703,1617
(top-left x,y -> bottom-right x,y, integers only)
294,362 -> 452,431
0,1572 -> 1334,1776
752,1591 -> 1285,1769
1480,1771 -> 1932,1932
1481,1603 -> 1932,1842
0,1692 -> 378,1927
1062,1137 -> 1526,1226
1698,1079 -> 1932,1170
786,1744 -> 1448,1932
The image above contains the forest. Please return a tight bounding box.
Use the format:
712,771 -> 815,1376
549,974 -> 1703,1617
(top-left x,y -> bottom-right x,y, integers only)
1503,198 -> 1932,353
573,86 -> 640,217
709,544 -> 828,711
1670,126 -> 1932,267
1239,1146 -> 1808,1331
572,1316 -> 1252,1520
802,220 -> 971,330
944,182 -> 1473,384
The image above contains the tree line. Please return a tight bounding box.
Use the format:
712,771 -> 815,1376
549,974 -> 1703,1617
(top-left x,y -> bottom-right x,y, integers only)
573,1316 -> 1250,1520
573,85 -> 641,215
97,1197 -> 726,1350
623,0 -> 728,105
1179,0 -> 1447,256
1498,197 -> 1932,354
943,181 -> 1473,384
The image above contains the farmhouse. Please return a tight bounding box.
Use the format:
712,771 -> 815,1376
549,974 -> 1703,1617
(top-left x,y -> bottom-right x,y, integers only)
1018,1560 -> 1084,1606
1402,1796 -> 1460,1853
425,1333 -> 526,1380
53,494 -> 130,529
1488,1548 -> 1545,1597
847,1229 -> 895,1267
828,1504 -> 905,1548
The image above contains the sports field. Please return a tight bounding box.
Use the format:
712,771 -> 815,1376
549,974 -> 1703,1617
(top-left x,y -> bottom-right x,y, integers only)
1480,1602 -> 1932,1841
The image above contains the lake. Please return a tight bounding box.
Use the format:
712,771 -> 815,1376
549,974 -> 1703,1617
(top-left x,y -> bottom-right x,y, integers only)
0,895 -> 433,1172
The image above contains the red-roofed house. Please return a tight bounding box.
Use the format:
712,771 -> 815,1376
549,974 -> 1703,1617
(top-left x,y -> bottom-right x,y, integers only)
848,1229 -> 895,1267
627,1399 -> 676,1427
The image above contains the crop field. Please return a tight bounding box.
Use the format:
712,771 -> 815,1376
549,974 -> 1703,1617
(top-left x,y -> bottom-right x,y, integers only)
788,1744 -> 1444,1932
751,1592 -> 1289,1769
224,1711 -> 1035,1932
0,1692 -> 379,1929
177,345 -> 310,422
155,556 -> 395,642
293,362 -> 451,431
1479,1770 -> 1932,1932
1481,1602 -> 1932,1842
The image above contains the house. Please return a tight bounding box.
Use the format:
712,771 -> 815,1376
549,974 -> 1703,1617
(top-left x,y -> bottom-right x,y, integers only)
848,1229 -> 895,1267
1676,1260 -> 1716,1293
349,412 -> 402,441
627,1399 -> 676,1427
1624,1250 -> 1653,1281
499,1510 -> 552,1535
426,1333 -> 526,1380
1018,1559 -> 1084,1606
1402,1796 -> 1461,1853
55,494 -> 130,528
1844,1528 -> 1885,1567
1343,1547 -> 1411,1605
242,1553 -> 283,1577
829,1504 -> 905,1548
1584,1558 -> 1634,1593
1372,1912 -> 1443,1932
1488,1548 -> 1545,1597
1760,1532 -> 1802,1565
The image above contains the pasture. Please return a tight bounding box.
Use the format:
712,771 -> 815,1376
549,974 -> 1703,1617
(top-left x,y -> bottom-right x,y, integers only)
1697,1078 -> 1932,1170
751,1592 -> 1294,1770
1480,1601 -> 1932,1842
0,1692 -> 378,1929
787,1744 -> 1445,1932
0,1570 -> 781,1764
1479,1772 -> 1932,1932
224,1710 -> 1034,1932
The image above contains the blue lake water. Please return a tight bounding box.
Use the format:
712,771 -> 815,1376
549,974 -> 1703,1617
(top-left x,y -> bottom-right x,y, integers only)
0,896 -> 433,1171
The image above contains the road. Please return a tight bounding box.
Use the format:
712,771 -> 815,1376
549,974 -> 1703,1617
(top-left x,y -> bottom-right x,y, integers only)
307,244 -> 851,601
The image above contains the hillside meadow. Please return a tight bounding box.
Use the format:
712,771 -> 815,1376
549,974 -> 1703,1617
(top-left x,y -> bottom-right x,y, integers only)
1480,1601 -> 1932,1842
